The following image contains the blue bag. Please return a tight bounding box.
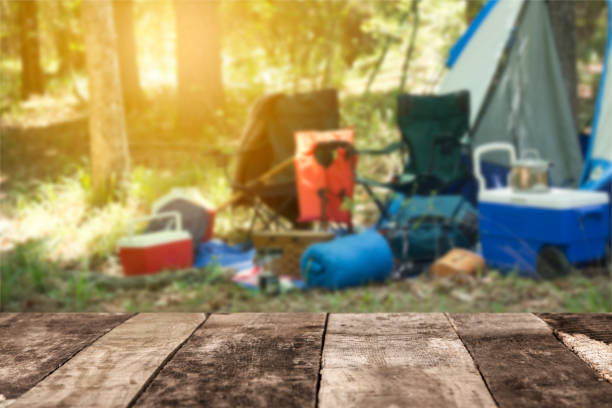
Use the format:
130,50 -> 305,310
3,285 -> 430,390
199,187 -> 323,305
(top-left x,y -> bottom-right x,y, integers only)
300,230 -> 393,290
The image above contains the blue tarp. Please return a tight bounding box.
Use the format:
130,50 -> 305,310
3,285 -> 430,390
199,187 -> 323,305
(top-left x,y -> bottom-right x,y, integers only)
194,240 -> 255,271
194,240 -> 305,292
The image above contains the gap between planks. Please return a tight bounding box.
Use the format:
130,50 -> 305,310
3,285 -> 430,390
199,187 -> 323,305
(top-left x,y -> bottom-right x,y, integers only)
317,313 -> 496,408
314,312 -> 330,408
9,313 -> 207,408
537,313 -> 612,385
127,314 -> 210,407
131,313 -> 327,408
3,313 -> 610,408
0,313 -> 133,400
448,313 -> 612,408
444,312 -> 500,407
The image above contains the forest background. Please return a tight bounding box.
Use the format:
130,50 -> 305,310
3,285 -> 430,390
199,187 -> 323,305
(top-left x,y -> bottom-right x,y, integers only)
0,0 -> 610,313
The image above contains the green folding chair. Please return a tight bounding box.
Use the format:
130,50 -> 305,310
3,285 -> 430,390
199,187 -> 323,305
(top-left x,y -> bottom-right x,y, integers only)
357,91 -> 472,216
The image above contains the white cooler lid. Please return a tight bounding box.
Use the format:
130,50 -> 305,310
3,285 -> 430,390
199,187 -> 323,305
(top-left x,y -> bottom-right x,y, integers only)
118,230 -> 191,248
479,188 -> 610,209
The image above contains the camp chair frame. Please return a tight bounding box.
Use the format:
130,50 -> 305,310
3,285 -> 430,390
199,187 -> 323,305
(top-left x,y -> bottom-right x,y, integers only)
230,89 -> 341,233
229,180 -> 297,236
356,91 -> 472,219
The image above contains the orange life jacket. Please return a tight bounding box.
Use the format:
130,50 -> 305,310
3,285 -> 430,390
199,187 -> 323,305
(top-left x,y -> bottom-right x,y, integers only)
294,129 -> 356,224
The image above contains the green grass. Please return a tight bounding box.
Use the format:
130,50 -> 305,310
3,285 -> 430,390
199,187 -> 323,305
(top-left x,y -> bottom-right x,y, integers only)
1,240 -> 610,313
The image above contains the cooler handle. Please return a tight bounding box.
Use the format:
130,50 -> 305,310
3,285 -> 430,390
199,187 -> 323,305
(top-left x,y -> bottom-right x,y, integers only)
127,211 -> 182,236
473,142 -> 517,191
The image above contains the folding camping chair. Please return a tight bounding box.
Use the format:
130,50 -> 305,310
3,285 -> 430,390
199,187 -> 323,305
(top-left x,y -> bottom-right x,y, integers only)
231,88 -> 340,233
357,91 -> 472,218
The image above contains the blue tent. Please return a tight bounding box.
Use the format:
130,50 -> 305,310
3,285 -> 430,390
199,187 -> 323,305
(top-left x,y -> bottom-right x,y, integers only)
440,0 -> 611,191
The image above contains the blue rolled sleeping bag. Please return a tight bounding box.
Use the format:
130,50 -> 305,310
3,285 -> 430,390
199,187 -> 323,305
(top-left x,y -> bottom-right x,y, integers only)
300,230 -> 393,290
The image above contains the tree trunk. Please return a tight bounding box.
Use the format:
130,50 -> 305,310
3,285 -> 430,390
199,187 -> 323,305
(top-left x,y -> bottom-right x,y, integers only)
399,0 -> 420,92
81,0 -> 130,204
575,1 -> 606,44
363,11 -> 409,96
113,0 -> 143,111
362,43 -> 388,96
53,0 -> 78,77
465,0 -> 485,24
18,0 -> 44,99
547,0 -> 578,129
174,0 -> 224,135
54,17 -> 71,76
320,2 -> 340,89
320,30 -> 336,90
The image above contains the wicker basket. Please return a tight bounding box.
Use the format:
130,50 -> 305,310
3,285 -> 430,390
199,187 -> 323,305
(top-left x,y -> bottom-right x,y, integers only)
252,230 -> 334,277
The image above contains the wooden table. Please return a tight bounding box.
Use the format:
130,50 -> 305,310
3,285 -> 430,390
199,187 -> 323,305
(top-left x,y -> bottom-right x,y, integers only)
1,313 -> 610,407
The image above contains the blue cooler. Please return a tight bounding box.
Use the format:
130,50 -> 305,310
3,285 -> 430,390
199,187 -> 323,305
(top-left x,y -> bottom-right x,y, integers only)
479,188 -> 610,276
473,142 -> 610,276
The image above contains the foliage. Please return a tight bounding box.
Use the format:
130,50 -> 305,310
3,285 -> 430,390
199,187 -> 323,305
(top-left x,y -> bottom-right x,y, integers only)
222,0 -> 376,92
1,1 -> 608,121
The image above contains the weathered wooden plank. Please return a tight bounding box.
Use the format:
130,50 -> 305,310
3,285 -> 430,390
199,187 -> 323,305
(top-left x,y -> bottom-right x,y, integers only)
318,313 -> 496,407
11,313 -> 205,408
0,313 -> 132,399
538,313 -> 612,384
449,313 -> 612,407
537,313 -> 612,344
132,313 -> 326,408
0,313 -> 17,325
0,399 -> 14,408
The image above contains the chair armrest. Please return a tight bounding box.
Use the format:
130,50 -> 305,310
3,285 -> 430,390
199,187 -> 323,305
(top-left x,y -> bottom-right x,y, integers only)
355,176 -> 397,189
356,141 -> 402,156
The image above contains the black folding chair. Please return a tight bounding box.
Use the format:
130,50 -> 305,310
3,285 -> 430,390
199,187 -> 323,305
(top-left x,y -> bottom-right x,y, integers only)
231,88 -> 340,232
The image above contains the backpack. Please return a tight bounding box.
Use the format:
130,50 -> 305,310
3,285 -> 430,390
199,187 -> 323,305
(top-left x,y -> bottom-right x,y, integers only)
378,194 -> 479,267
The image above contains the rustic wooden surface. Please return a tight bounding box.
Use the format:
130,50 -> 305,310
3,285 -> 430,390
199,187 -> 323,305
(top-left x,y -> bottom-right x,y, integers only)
538,313 -> 612,384
537,313 -> 612,344
449,313 -> 612,408
0,313 -> 132,399
133,313 -> 326,408
1,313 -> 611,408
319,313 -> 495,407
10,313 -> 206,408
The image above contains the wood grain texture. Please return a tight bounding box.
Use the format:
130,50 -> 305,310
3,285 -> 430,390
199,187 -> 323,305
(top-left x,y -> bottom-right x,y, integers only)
538,313 -> 612,384
132,313 -> 326,408
10,313 -> 205,408
0,313 -> 17,325
0,313 -> 132,399
449,313 -> 612,408
0,399 -> 14,408
318,313 -> 496,408
538,313 -> 612,344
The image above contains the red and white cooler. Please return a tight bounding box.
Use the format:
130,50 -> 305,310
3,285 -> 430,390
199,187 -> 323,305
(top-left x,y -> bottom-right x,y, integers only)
118,212 -> 193,276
